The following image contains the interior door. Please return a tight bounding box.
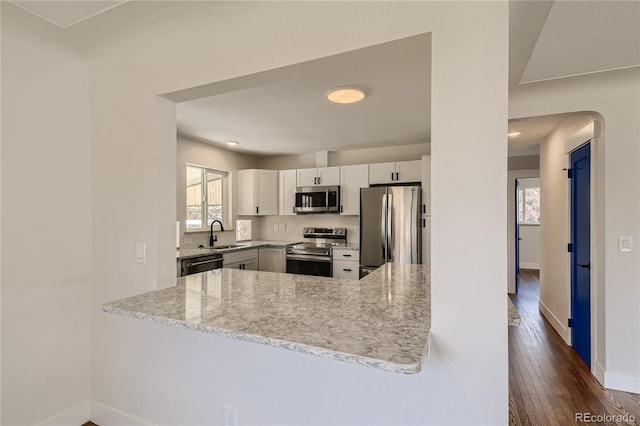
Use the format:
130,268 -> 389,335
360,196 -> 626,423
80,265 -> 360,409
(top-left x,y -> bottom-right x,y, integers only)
570,142 -> 591,366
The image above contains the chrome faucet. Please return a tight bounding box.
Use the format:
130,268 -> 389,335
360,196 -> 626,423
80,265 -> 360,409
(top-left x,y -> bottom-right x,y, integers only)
209,220 -> 224,247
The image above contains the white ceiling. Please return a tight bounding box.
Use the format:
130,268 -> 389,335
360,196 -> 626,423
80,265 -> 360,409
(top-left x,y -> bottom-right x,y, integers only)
11,0 -> 640,157
173,35 -> 431,156
520,0 -> 640,84
8,0 -> 128,28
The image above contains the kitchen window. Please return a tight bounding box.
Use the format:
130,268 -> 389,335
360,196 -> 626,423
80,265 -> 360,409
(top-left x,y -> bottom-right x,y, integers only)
186,165 -> 229,230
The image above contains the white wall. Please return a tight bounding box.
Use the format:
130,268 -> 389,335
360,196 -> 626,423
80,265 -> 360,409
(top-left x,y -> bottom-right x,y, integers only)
511,67 -> 640,392
1,4 -> 92,424
256,143 -> 429,169
4,1 -> 509,424
519,225 -> 540,269
537,117 -> 595,343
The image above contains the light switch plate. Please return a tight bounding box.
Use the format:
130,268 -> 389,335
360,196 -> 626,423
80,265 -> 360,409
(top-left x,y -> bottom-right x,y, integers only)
136,242 -> 146,263
619,236 -> 632,252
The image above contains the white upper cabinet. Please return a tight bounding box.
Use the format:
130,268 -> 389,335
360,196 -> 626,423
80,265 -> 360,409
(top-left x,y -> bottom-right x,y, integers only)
279,169 -> 297,216
340,164 -> 369,215
297,166 -> 340,186
296,168 -> 318,187
317,166 -> 340,186
369,160 -> 422,185
237,169 -> 278,216
396,160 -> 422,183
421,155 -> 431,216
368,162 -> 396,185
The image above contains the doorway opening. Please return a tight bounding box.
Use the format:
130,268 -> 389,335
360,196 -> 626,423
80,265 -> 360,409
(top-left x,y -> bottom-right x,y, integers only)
507,111 -> 603,380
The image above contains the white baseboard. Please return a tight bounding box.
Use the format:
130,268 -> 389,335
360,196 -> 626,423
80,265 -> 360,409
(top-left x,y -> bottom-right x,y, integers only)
539,300 -> 570,344
90,401 -> 156,426
604,370 -> 640,393
594,362 -> 606,385
519,263 -> 540,270
37,400 -> 90,426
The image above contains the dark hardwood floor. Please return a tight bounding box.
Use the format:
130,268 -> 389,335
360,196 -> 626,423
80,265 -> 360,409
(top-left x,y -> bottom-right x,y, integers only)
509,269 -> 640,425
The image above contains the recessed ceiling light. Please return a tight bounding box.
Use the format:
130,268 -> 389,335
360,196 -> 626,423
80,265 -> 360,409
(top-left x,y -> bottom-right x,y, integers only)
508,131 -> 522,137
327,86 -> 366,104
226,141 -> 239,146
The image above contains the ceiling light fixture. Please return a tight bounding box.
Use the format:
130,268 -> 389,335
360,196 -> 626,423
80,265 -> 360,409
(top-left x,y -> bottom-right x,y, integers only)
226,141 -> 239,146
508,131 -> 522,137
327,86 -> 366,104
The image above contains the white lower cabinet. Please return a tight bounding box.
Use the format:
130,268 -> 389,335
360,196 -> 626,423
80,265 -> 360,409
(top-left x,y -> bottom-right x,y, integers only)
332,248 -> 360,279
223,249 -> 258,270
258,247 -> 286,273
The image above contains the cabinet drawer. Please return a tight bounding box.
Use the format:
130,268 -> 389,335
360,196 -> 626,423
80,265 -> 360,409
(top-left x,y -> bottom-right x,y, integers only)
223,248 -> 258,265
333,260 -> 359,280
333,248 -> 359,262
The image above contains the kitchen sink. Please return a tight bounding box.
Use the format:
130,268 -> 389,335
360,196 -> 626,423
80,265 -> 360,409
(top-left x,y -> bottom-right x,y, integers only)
199,244 -> 246,250
214,244 -> 245,249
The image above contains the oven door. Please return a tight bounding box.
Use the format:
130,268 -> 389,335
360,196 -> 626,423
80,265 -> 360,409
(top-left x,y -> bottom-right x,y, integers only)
286,255 -> 332,277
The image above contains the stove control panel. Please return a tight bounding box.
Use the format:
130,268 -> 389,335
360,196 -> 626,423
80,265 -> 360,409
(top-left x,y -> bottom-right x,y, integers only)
303,227 -> 347,239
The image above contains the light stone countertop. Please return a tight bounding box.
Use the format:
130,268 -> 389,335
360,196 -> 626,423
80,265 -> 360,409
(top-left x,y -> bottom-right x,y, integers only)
177,240 -> 301,260
103,263 -> 431,374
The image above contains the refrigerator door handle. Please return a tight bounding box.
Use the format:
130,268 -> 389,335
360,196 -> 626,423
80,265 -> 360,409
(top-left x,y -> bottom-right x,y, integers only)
381,193 -> 386,261
387,192 -> 393,261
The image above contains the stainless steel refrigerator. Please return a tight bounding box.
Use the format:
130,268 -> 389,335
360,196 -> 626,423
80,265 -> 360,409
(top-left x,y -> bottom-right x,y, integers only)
359,185 -> 421,277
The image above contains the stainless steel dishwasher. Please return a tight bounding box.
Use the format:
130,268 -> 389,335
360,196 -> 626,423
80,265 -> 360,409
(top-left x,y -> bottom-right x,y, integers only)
180,254 -> 223,276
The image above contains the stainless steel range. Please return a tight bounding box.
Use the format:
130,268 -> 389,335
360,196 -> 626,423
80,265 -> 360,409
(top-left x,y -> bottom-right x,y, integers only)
286,227 -> 347,277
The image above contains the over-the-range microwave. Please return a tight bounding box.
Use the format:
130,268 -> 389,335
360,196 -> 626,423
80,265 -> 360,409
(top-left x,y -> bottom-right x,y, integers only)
294,186 -> 340,214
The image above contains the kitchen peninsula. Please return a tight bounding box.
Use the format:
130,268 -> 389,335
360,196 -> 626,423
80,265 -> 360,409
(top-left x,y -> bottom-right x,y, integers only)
104,263 -> 431,374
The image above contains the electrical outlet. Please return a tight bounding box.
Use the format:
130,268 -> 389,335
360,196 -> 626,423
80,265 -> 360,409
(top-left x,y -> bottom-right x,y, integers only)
278,223 -> 286,232
224,404 -> 238,426
273,224 -> 279,231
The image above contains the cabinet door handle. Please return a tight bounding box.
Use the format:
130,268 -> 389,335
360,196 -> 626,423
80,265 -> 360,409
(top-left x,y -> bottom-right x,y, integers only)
342,254 -> 352,257
292,206 -> 295,214
395,172 -> 399,181
313,177 -> 317,185
343,268 -> 352,272
256,206 -> 259,214
422,204 -> 426,214
318,176 -> 321,185
422,218 -> 426,228
340,205 -> 343,213
391,172 -> 394,181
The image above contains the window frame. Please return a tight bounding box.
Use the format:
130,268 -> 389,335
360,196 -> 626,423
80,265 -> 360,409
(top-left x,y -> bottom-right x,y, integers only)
185,164 -> 231,231
517,186 -> 541,226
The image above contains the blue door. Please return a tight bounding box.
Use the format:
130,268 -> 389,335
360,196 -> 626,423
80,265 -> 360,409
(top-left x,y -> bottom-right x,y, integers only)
571,143 -> 591,366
